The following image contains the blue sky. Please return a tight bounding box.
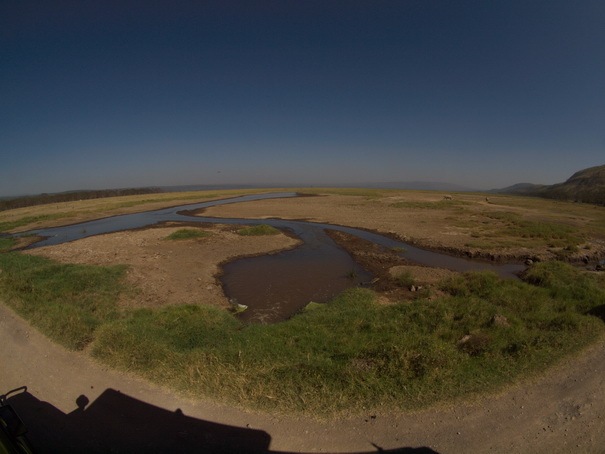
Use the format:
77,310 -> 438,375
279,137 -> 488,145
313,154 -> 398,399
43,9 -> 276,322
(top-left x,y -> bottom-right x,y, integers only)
2,1 -> 604,196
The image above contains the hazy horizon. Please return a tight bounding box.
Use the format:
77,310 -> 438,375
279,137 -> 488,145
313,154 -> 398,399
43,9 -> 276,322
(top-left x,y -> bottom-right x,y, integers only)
2,1 -> 604,197
0,179 -> 484,199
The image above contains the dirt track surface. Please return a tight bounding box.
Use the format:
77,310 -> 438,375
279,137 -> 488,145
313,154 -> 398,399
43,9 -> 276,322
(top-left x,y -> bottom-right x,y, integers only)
3,301 -> 605,453
2,192 -> 605,452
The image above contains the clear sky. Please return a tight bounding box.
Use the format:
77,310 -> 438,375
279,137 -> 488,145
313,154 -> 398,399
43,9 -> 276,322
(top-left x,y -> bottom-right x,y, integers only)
2,1 -> 604,196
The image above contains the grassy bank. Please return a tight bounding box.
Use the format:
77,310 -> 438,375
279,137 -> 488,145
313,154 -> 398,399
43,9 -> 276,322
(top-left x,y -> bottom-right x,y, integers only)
1,250 -> 604,416
0,238 -> 15,252
0,253 -> 127,349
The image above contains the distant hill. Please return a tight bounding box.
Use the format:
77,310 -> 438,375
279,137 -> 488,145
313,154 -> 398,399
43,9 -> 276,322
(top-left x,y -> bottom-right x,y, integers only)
490,182 -> 545,194
160,181 -> 480,192
491,165 -> 605,205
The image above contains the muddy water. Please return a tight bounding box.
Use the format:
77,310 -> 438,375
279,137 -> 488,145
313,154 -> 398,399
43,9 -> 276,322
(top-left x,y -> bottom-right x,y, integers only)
220,220 -> 524,323
221,227 -> 372,323
18,192 -> 525,323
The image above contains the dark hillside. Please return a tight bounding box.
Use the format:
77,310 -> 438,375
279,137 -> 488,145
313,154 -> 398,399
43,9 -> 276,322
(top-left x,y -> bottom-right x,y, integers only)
541,165 -> 605,205
493,165 -> 605,205
490,182 -> 545,194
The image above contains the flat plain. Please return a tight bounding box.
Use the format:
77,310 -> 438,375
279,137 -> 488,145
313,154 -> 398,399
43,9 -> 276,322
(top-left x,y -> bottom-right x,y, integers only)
2,188 -> 605,453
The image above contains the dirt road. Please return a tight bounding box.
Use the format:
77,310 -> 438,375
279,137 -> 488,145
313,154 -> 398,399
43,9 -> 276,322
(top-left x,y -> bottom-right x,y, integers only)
3,299 -> 605,453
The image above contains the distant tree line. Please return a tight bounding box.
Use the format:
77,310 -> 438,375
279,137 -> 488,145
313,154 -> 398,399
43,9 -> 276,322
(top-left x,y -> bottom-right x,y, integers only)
0,187 -> 162,212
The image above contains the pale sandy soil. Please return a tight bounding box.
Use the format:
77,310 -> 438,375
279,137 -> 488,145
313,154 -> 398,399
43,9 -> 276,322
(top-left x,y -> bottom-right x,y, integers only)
2,191 -> 605,452
25,222 -> 300,311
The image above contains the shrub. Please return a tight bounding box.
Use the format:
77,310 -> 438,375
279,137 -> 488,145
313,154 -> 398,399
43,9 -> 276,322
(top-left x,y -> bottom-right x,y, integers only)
395,271 -> 416,288
237,224 -> 280,236
164,228 -> 209,240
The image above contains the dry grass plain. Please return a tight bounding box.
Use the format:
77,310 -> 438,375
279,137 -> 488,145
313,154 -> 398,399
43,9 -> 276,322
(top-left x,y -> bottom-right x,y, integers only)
4,187 -> 605,259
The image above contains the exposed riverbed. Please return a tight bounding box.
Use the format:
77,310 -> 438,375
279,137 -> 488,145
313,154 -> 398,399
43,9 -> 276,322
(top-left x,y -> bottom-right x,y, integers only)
16,192 -> 524,322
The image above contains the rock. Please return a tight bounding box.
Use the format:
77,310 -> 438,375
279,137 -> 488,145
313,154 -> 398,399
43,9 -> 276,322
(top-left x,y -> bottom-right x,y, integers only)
491,314 -> 510,327
525,259 -> 534,265
457,334 -> 472,345
457,333 -> 491,356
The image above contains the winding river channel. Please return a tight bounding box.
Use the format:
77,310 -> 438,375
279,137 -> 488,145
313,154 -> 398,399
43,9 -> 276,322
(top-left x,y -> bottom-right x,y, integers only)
14,192 -> 525,322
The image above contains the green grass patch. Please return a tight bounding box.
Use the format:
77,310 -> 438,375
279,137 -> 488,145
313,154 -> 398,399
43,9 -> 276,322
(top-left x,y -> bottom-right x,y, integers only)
164,228 -> 210,241
0,238 -> 15,252
2,250 -> 604,417
237,224 -> 281,236
0,252 -> 127,350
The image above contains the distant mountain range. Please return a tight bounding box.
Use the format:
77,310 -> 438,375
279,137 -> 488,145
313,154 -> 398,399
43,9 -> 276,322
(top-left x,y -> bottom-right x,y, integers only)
491,164 -> 605,205
159,181 -> 480,193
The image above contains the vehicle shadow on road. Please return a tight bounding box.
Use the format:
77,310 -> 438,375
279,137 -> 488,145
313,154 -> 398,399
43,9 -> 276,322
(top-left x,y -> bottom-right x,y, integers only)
5,387 -> 439,454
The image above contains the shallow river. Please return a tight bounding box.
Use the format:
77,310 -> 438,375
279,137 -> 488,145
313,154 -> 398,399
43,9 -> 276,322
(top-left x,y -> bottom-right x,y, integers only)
16,192 -> 524,322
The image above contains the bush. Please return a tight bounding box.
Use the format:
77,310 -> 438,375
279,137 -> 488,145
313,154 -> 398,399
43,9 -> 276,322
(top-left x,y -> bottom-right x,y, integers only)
395,271 -> 416,288
237,224 -> 280,236
164,228 -> 209,240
